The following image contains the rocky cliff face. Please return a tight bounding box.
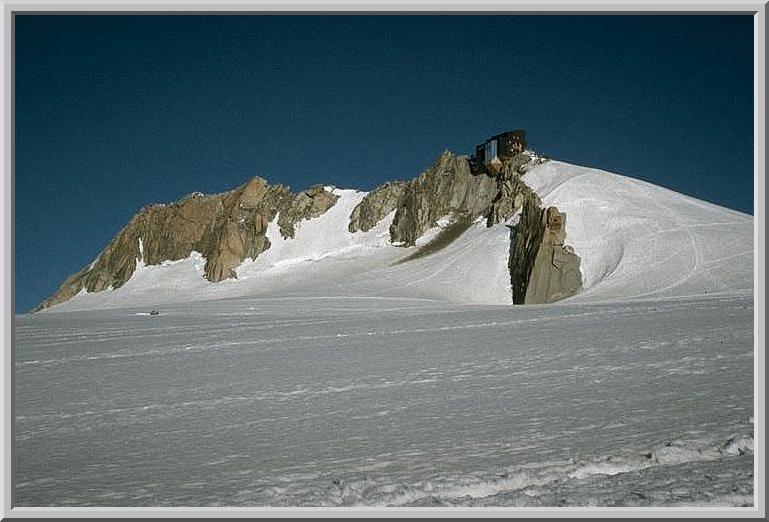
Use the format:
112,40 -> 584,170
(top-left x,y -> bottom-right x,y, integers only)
277,185 -> 339,239
521,207 -> 583,304
35,179 -> 339,311
485,161 -> 537,227
506,196 -> 582,304
388,151 -> 499,246
505,181 -> 546,304
348,182 -> 407,233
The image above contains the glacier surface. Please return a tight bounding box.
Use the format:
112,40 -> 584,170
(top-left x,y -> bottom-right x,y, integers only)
15,295 -> 755,507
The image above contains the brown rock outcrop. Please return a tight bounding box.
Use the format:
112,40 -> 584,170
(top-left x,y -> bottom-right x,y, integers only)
348,182 -> 407,233
507,190 -> 546,304
202,178 -> 293,282
35,179 -> 339,311
388,151 -> 498,246
523,207 -> 583,304
486,159 -> 536,227
278,185 -> 339,239
508,201 -> 583,305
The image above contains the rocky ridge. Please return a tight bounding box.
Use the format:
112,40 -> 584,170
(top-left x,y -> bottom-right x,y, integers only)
348,150 -> 582,304
35,179 -> 339,311
37,143 -> 583,311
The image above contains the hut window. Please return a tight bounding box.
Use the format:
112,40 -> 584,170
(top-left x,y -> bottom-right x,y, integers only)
484,140 -> 498,162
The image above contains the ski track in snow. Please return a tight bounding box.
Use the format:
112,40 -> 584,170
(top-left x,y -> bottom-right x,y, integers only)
522,161 -> 753,303
15,160 -> 755,507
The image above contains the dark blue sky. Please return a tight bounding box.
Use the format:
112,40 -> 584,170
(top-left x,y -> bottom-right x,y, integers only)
14,15 -> 754,312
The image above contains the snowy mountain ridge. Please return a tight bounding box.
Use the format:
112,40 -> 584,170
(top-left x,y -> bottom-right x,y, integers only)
38,154 -> 753,312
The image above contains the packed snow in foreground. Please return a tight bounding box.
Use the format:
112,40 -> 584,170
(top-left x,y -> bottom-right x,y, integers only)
16,159 -> 755,507
15,294 -> 753,506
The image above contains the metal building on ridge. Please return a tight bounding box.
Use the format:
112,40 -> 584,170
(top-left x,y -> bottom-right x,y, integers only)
470,130 -> 527,175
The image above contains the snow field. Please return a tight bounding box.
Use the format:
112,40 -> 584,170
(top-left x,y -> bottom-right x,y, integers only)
15,294 -> 754,506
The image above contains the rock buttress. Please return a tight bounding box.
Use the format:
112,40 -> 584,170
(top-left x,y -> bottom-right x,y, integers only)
278,185 -> 340,239
348,182 -> 407,233
509,202 -> 583,305
523,207 -> 583,304
201,177 -> 293,282
388,151 -> 498,246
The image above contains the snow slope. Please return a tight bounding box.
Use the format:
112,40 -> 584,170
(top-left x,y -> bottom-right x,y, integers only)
46,160 -> 753,312
524,161 -> 754,303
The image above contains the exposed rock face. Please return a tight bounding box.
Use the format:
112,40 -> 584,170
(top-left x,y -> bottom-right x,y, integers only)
388,151 -> 498,246
508,199 -> 583,304
35,179 -> 339,311
348,182 -> 407,233
486,160 -> 535,227
278,185 -> 340,239
507,189 -> 546,304
36,192 -> 226,311
202,177 -> 293,282
523,208 -> 583,304
350,151 -> 536,241
36,266 -> 92,311
486,159 -> 579,304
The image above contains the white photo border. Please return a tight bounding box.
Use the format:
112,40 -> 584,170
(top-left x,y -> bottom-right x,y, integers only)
1,2 -> 765,519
